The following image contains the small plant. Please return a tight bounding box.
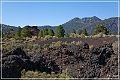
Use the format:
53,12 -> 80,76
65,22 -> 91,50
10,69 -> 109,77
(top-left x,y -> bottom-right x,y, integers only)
2,38 -> 41,54
69,33 -> 77,38
70,41 -> 82,46
43,44 -> 49,51
89,45 -> 94,50
32,36 -> 38,40
49,41 -> 63,49
93,32 -> 106,38
112,41 -> 119,54
44,35 -> 52,40
21,68 -> 71,79
75,41 -> 82,46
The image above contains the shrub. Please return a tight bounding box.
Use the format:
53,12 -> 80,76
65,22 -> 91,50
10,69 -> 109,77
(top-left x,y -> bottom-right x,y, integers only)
89,45 -> 94,50
69,33 -> 77,38
93,24 -> 109,35
70,41 -> 82,46
43,44 -> 49,51
44,35 -> 52,40
64,34 -> 69,38
52,36 -> 58,39
75,41 -> 82,46
21,68 -> 70,79
2,39 -> 41,54
32,36 -> 38,40
93,32 -> 106,38
112,41 -> 119,54
49,41 -> 63,49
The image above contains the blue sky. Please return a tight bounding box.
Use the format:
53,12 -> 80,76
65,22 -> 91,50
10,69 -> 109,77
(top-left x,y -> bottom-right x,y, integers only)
1,1 -> 119,27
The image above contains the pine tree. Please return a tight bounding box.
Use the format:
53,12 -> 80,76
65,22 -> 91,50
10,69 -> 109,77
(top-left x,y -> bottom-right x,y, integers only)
93,24 -> 109,35
77,29 -> 82,35
48,29 -> 54,36
71,29 -> 76,34
38,30 -> 43,38
82,28 -> 88,36
55,25 -> 65,38
43,28 -> 48,37
21,27 -> 31,37
64,34 -> 69,37
3,32 -> 8,38
13,26 -> 21,39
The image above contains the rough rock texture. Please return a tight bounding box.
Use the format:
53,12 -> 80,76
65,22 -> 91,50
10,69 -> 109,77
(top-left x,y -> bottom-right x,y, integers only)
1,43 -> 118,78
25,26 -> 39,36
2,48 -> 31,78
36,43 -> 118,78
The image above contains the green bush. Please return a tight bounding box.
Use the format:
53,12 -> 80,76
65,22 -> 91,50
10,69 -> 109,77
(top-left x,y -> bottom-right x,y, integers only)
55,25 -> 65,38
93,32 -> 106,38
2,38 -> 41,54
44,35 -> 53,40
49,41 -> 63,49
69,33 -> 78,38
43,44 -> 49,51
70,41 -> 82,46
112,41 -> 119,54
21,68 -> 71,79
93,24 -> 109,35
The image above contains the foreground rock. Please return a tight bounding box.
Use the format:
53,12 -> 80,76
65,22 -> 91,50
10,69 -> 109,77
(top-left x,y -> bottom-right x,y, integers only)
2,48 -> 31,78
1,42 -> 118,78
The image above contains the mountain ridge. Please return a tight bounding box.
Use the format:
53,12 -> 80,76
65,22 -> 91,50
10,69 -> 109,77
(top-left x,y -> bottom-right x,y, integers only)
1,16 -> 120,35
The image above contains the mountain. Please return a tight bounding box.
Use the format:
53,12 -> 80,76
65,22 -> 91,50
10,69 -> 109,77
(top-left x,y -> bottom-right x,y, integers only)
61,16 -> 119,35
1,16 -> 120,35
1,24 -> 17,31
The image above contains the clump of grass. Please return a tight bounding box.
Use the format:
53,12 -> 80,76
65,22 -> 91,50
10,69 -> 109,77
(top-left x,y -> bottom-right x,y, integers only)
93,32 -> 106,38
44,35 -> 53,40
70,41 -> 82,46
43,44 -> 49,51
49,41 -> 63,49
112,41 -> 119,54
2,38 -> 41,54
21,68 -> 71,79
89,45 -> 94,50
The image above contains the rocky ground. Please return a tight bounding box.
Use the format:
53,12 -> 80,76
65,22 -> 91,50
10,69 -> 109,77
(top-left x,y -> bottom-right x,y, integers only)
38,37 -> 117,47
1,40 -> 119,79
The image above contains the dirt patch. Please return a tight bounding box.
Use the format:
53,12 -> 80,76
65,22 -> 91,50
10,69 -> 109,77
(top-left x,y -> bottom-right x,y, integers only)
38,37 -> 118,47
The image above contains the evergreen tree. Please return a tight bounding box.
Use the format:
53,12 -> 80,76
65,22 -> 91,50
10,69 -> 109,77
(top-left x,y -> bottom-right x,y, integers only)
64,34 -> 69,37
21,27 -> 31,37
13,26 -> 21,39
93,24 -> 109,35
38,30 -> 43,38
71,29 -> 76,34
55,25 -> 65,38
48,29 -> 54,36
43,28 -> 48,37
3,32 -> 8,38
82,28 -> 88,36
118,31 -> 120,35
108,32 -> 111,35
77,29 -> 82,35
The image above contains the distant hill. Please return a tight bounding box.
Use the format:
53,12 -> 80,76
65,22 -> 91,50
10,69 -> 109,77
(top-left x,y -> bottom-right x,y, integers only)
1,24 -> 17,31
1,16 -> 120,35
61,16 -> 119,35
33,16 -> 120,35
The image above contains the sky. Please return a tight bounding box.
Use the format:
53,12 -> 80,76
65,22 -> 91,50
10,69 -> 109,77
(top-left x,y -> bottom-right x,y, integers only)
1,1 -> 119,27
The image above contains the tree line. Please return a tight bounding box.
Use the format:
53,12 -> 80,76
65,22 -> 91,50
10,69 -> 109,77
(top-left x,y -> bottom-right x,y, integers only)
2,24 -> 120,39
